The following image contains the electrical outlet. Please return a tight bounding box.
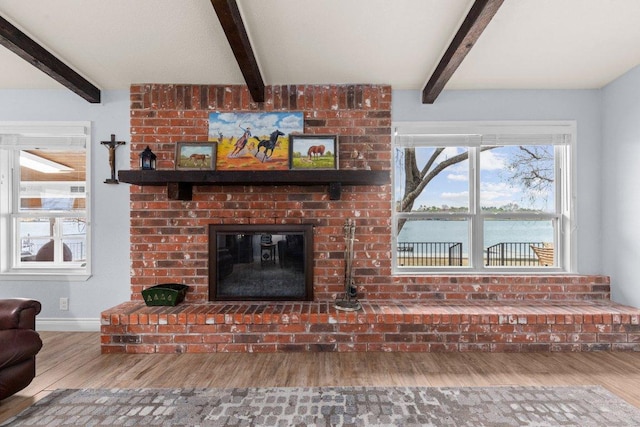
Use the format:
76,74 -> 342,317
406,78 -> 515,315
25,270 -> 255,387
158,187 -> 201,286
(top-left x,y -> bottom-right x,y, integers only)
59,297 -> 69,311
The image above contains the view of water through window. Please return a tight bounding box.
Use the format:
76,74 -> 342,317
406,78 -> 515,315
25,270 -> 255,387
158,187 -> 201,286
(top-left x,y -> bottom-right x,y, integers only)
398,219 -> 554,256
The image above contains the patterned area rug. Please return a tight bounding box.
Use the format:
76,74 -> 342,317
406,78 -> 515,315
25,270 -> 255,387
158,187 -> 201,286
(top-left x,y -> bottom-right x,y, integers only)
3,386 -> 640,426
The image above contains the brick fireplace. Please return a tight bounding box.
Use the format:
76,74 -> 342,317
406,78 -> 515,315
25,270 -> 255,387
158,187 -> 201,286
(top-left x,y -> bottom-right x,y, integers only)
124,83 -> 392,303
100,84 -> 640,353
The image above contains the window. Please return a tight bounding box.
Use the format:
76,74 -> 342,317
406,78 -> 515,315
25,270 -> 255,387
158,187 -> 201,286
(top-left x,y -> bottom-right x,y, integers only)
0,122 -> 91,280
393,122 -> 575,273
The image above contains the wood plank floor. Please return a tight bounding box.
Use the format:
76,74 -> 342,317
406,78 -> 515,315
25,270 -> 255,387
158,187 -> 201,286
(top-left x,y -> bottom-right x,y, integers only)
2,331 -> 640,423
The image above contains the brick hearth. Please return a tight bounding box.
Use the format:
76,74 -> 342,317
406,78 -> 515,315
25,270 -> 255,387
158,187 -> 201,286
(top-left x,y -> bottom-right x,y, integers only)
101,299 -> 640,353
102,274 -> 640,353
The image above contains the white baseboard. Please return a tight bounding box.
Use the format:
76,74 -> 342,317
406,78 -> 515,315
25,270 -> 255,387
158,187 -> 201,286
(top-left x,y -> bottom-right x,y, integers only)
37,318 -> 101,332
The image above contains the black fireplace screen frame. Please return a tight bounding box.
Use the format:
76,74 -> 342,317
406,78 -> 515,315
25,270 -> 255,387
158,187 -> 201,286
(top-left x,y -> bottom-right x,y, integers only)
208,224 -> 314,301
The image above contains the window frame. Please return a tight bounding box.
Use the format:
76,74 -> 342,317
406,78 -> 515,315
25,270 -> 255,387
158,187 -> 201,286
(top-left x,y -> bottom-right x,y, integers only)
0,121 -> 92,281
392,121 -> 576,274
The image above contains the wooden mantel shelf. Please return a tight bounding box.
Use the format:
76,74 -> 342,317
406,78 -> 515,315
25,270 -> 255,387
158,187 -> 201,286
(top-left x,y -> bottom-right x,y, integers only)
118,169 -> 390,201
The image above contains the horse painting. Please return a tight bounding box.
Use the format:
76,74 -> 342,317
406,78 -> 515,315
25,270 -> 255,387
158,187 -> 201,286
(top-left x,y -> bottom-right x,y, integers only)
307,145 -> 325,159
254,129 -> 285,162
189,153 -> 209,166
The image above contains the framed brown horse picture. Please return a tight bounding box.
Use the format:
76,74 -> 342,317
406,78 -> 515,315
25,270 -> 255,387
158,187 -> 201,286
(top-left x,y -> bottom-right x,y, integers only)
289,135 -> 338,170
175,142 -> 217,170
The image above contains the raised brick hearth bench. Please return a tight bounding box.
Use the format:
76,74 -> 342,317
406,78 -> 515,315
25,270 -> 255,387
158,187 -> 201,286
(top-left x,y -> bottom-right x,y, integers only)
101,299 -> 640,353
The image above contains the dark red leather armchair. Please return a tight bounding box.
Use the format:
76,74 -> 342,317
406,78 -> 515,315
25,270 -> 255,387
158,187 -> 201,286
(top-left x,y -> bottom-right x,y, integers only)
0,299 -> 42,400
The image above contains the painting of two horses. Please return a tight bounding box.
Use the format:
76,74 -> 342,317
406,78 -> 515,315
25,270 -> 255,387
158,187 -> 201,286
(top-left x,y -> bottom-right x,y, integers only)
208,112 -> 304,170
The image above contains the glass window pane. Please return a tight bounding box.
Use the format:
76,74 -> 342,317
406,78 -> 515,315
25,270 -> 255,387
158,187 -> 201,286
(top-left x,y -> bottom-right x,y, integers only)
18,217 -> 85,263
394,146 -> 469,213
18,218 -> 53,262
19,150 -> 86,212
62,218 -> 87,263
484,219 -> 556,267
396,218 -> 468,267
480,145 -> 555,213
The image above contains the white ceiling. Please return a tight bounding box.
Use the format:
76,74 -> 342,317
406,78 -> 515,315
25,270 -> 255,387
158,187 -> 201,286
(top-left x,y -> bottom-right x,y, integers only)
1,0 -> 640,97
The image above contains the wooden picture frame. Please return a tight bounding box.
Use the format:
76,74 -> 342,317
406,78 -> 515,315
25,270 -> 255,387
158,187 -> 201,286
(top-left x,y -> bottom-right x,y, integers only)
175,142 -> 217,170
289,134 -> 338,170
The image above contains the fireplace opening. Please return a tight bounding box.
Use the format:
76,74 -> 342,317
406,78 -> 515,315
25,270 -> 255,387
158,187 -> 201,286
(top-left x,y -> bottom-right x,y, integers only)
208,224 -> 313,301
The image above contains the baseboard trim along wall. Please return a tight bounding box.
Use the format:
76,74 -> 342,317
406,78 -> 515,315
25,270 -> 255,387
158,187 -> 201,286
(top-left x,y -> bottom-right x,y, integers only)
37,318 -> 100,332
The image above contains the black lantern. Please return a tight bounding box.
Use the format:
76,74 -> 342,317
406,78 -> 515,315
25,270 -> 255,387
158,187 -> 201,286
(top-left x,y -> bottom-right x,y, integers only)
139,146 -> 156,170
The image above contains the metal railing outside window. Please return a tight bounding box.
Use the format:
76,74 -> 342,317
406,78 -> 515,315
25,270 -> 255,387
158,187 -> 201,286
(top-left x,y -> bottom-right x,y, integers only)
20,237 -> 85,262
485,242 -> 545,266
397,242 -> 463,266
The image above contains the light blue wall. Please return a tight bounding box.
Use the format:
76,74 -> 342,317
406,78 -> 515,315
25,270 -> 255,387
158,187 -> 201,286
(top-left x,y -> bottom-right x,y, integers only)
392,89 -> 603,276
602,66 -> 640,307
0,89 -> 131,329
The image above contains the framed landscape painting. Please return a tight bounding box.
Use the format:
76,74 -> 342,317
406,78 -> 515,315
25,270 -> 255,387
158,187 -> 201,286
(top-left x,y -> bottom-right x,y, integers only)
289,135 -> 338,170
208,112 -> 304,171
175,142 -> 216,170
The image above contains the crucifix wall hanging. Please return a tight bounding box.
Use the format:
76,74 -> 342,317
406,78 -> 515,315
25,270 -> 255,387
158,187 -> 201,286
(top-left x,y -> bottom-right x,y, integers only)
101,134 -> 125,184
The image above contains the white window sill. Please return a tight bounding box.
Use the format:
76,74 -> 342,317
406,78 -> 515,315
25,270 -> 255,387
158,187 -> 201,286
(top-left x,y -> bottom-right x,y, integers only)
0,272 -> 92,282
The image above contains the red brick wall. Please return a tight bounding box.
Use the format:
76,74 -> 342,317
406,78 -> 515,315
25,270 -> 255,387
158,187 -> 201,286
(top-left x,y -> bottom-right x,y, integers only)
129,84 -> 393,302
128,84 -> 609,304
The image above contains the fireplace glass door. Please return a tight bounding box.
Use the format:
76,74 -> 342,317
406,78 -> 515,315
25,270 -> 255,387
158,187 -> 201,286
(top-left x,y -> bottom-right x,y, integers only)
209,224 -> 313,301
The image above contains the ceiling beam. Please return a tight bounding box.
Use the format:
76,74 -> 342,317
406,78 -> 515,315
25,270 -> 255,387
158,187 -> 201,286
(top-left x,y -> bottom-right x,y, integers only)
0,14 -> 101,103
422,0 -> 503,104
211,0 -> 265,103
